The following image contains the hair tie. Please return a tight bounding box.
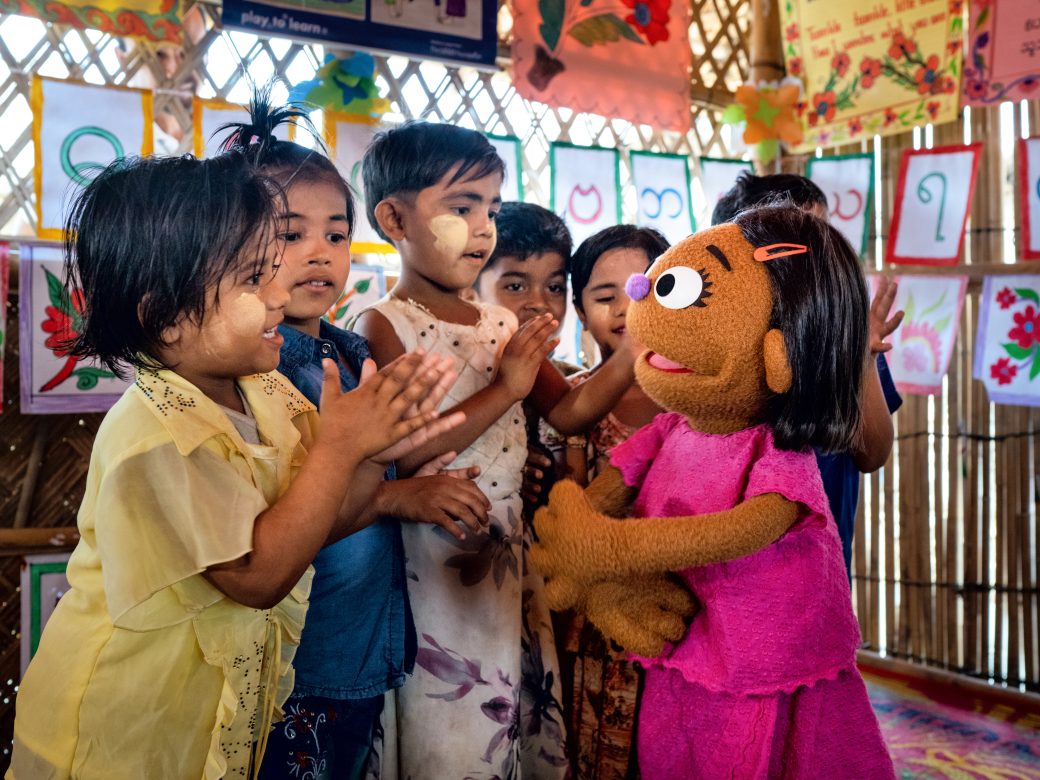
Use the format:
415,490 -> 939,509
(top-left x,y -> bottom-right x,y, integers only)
753,243 -> 808,262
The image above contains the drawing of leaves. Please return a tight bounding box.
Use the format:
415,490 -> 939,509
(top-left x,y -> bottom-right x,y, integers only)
1003,343 -> 1032,361
568,14 -> 643,46
538,0 -> 565,51
1015,287 -> 1040,304
933,315 -> 951,334
919,289 -> 947,319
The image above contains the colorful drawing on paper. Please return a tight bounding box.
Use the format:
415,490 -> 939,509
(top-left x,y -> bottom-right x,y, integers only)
778,0 -> 962,151
511,0 -> 691,131
963,0 -> 1040,106
20,553 -> 70,676
1,0 -> 183,43
807,153 -> 874,256
631,151 -> 695,246
33,77 -> 153,240
323,263 -> 386,331
887,144 -> 982,267
974,274 -> 1040,407
486,135 -> 524,202
19,243 -> 131,414
1018,137 -> 1040,260
325,114 -> 393,254
696,157 -> 753,227
0,243 -> 8,414
871,274 -> 966,396
550,143 -> 620,244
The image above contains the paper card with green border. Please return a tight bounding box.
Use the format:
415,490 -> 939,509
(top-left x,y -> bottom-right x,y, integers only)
322,262 -> 386,331
550,142 -> 621,246
696,156 -> 753,227
324,112 -> 395,255
0,242 -> 8,414
191,97 -> 290,159
485,134 -> 524,203
631,151 -> 696,246
807,152 -> 875,256
32,76 -> 153,241
20,553 -> 71,676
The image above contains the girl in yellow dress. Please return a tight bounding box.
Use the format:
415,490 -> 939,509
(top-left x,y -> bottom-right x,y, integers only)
8,152 -> 461,780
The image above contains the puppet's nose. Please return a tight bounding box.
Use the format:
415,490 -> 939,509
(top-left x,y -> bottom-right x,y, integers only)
626,273 -> 651,301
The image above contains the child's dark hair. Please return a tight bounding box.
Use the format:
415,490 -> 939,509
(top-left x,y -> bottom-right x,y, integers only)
64,153 -> 281,377
480,201 -> 572,276
733,205 -> 868,454
711,172 -> 827,225
363,121 -> 504,241
218,87 -> 355,237
569,225 -> 669,310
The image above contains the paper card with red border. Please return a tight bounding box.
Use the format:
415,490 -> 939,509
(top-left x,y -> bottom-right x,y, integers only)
886,143 -> 983,267
1018,137 -> 1040,261
974,274 -> 1040,407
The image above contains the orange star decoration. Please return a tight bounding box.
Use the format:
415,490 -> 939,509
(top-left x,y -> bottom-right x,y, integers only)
722,83 -> 804,164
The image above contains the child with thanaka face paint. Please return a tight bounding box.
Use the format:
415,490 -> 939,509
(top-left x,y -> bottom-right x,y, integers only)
8,153 -> 462,778
353,122 -> 637,777
218,96 -> 492,780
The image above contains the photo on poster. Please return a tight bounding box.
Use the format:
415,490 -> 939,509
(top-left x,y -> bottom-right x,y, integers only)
631,151 -> 695,247
370,0 -> 483,41
807,153 -> 874,256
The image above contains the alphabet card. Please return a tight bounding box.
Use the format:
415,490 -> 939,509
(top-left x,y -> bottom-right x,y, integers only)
192,97 -> 290,159
32,76 -> 153,240
1018,137 -> 1040,261
807,153 -> 874,256
696,157 -> 753,226
631,151 -> 696,246
550,143 -> 620,245
974,275 -> 1040,407
323,262 -> 386,331
486,134 -> 524,202
325,113 -> 393,254
887,144 -> 983,266
19,242 -> 131,414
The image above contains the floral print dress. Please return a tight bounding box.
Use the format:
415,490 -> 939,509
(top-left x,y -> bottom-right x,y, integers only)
364,295 -> 568,780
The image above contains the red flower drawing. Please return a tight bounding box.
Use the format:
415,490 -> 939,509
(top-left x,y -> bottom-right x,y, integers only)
847,118 -> 863,136
1022,77 -> 1040,94
37,268 -> 115,393
788,57 -> 803,76
832,52 -> 850,77
926,101 -> 941,119
1009,304 -> 1040,349
915,55 -> 941,95
965,77 -> 988,101
948,0 -> 963,13
860,57 -> 882,89
884,107 -> 899,126
889,31 -> 917,60
622,0 -> 670,44
947,39 -> 961,55
990,357 -> 1017,385
785,23 -> 799,42
811,90 -> 837,123
996,287 -> 1017,310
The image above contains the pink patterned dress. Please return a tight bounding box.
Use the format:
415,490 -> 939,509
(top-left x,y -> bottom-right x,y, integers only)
610,413 -> 895,780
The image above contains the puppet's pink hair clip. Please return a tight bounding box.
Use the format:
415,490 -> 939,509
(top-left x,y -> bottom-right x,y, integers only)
753,243 -> 808,262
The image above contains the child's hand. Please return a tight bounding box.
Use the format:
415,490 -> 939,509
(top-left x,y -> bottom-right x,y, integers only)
496,313 -> 559,401
379,452 -> 490,539
521,447 -> 553,505
319,353 -> 464,462
870,276 -> 905,354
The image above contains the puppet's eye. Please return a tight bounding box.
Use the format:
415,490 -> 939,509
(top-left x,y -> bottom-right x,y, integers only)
653,266 -> 709,309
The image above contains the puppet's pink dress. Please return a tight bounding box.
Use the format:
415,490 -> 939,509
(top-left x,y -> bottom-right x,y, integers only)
609,413 -> 895,780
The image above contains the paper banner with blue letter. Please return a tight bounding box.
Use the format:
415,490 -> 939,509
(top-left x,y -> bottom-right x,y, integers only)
18,242 -> 131,414
324,113 -> 393,255
550,142 -> 620,245
192,98 -> 290,159
486,135 -> 524,202
323,262 -> 387,331
32,77 -> 153,241
1018,137 -> 1040,261
631,151 -> 695,247
974,275 -> 1040,407
887,144 -> 983,267
807,153 -> 874,256
696,156 -> 752,228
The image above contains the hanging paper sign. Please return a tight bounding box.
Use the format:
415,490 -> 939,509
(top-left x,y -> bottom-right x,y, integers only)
20,553 -> 70,676
192,98 -> 291,159
0,243 -> 8,414
486,135 -> 524,202
778,0 -> 962,150
19,242 -> 131,414
887,144 -> 982,266
630,151 -> 695,246
1018,137 -> 1040,261
323,262 -> 387,331
869,274 -> 966,396
963,0 -> 1040,106
222,0 -> 497,66
974,274 -> 1040,407
511,0 -> 691,132
550,143 -> 620,245
696,157 -> 753,226
806,153 -> 874,256
324,113 -> 394,255
3,0 -> 182,43
32,77 -> 153,241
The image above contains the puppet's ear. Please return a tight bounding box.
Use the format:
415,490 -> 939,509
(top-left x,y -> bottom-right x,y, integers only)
763,328 -> 792,394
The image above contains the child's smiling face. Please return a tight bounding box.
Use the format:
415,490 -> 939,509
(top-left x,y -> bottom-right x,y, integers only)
476,251 -> 567,329
578,247 -> 650,358
279,178 -> 353,331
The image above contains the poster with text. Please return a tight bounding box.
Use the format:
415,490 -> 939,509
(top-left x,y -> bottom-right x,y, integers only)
631,151 -> 695,246
487,135 -> 524,202
0,243 -> 8,414
887,144 -> 982,266
807,153 -> 874,256
222,0 -> 497,66
33,77 -> 152,241
19,243 -> 131,414
1018,136 -> 1040,260
871,273 -> 966,395
192,98 -> 290,159
696,157 -> 753,226
325,114 -> 393,255
963,0 -> 1040,106
550,143 -> 620,245
974,274 -> 1040,407
779,0 -> 962,151
323,262 -> 386,331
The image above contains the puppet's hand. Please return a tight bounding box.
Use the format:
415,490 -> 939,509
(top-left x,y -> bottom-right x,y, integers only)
531,480 -> 623,584
585,575 -> 697,658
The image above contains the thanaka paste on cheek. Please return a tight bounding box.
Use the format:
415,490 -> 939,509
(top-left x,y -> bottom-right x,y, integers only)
429,214 -> 469,257
199,292 -> 268,357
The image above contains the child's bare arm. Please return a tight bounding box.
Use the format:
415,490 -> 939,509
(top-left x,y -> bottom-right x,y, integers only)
531,346 -> 636,436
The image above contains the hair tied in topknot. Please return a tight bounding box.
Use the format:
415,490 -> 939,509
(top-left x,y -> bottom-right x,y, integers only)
753,243 -> 808,262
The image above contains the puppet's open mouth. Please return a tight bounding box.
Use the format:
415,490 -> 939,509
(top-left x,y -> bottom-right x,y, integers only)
646,351 -> 691,374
